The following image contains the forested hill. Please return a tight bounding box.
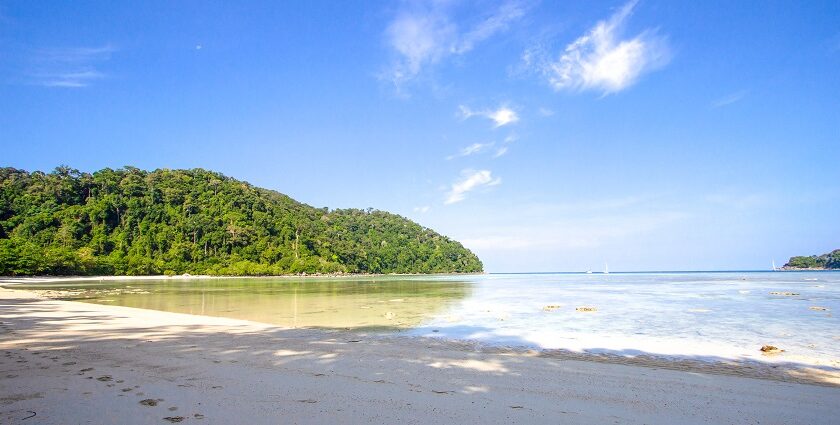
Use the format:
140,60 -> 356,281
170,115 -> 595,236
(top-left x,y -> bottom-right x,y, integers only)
0,167 -> 483,276
783,250 -> 840,270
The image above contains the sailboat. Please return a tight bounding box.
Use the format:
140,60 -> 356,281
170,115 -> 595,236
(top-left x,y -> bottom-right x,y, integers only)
585,269 -> 592,274
772,259 -> 779,271
604,263 -> 609,274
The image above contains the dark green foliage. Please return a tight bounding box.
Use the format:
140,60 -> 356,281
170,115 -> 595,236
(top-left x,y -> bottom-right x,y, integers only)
0,167 -> 483,276
784,249 -> 840,270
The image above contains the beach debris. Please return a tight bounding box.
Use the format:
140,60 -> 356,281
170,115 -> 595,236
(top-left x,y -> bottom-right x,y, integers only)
809,306 -> 829,311
509,405 -> 524,409
79,367 -> 94,372
384,312 -> 396,320
296,399 -> 319,403
194,414 -> 205,419
576,307 -> 597,312
769,292 -> 799,296
760,345 -> 784,354
22,411 -> 36,420
431,390 -> 453,394
163,417 -> 185,423
96,375 -> 112,381
542,305 -> 562,312
139,399 -> 159,407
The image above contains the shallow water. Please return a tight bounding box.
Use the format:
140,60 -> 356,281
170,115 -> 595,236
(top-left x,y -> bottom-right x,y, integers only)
8,271 -> 840,363
10,276 -> 472,330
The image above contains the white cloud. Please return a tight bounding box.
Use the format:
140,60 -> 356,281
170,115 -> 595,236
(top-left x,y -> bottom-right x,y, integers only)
30,45 -> 116,88
383,1 -> 527,89
710,90 -> 747,108
543,0 -> 669,94
459,104 -> 519,127
538,107 -> 555,117
453,1 -> 526,54
447,142 -> 494,160
413,206 -> 431,213
493,146 -> 509,158
445,169 -> 502,205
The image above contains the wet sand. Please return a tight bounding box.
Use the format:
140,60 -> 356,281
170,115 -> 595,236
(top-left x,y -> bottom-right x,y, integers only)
1,287 -> 839,424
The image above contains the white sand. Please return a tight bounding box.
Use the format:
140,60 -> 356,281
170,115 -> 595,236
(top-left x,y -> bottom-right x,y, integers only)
1,287 -> 839,424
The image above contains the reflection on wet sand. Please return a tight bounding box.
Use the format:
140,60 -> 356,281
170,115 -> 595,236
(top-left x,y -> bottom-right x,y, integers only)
18,277 -> 472,330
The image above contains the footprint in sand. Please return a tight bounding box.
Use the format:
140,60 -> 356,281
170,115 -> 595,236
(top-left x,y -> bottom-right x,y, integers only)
163,417 -> 185,423
139,399 -> 161,407
168,407 -> 178,411
96,376 -> 112,382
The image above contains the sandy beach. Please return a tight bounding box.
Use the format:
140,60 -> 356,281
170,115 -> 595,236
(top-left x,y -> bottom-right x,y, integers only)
2,287 -> 839,424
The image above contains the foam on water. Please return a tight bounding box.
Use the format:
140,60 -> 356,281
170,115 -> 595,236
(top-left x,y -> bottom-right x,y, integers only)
410,272 -> 840,365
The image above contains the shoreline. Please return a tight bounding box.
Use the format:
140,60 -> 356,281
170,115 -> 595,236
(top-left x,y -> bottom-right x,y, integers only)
2,287 -> 840,423
1,267 -> 837,285
0,273 -> 486,285
4,277 -> 840,384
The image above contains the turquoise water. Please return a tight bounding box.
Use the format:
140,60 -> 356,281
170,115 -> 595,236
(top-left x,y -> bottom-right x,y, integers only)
8,271 -> 839,364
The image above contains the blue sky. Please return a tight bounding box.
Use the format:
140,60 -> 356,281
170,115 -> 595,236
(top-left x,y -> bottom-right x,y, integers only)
1,0 -> 838,272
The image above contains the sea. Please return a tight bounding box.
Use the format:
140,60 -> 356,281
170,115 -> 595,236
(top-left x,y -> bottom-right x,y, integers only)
6,271 -> 839,365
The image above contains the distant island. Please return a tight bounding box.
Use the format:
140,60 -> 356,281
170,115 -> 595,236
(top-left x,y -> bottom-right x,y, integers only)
0,167 -> 483,276
783,249 -> 840,270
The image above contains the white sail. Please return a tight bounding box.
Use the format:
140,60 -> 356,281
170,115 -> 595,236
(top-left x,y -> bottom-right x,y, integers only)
604,263 -> 609,274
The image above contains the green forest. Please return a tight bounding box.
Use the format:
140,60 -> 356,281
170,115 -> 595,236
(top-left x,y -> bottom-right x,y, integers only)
0,167 -> 483,276
784,249 -> 840,269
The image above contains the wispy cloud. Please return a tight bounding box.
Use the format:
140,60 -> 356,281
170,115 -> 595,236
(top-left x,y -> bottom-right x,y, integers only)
29,45 -> 116,88
445,169 -> 502,205
710,90 -> 747,108
460,211 -> 687,251
459,104 -> 519,127
493,146 -> 509,158
538,107 -> 555,117
413,206 -> 431,213
540,0 -> 669,94
447,142 -> 494,160
704,192 -> 767,210
383,1 -> 527,90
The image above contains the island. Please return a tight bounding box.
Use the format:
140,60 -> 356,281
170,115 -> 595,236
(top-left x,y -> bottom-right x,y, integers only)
783,249 -> 840,270
0,166 -> 483,276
